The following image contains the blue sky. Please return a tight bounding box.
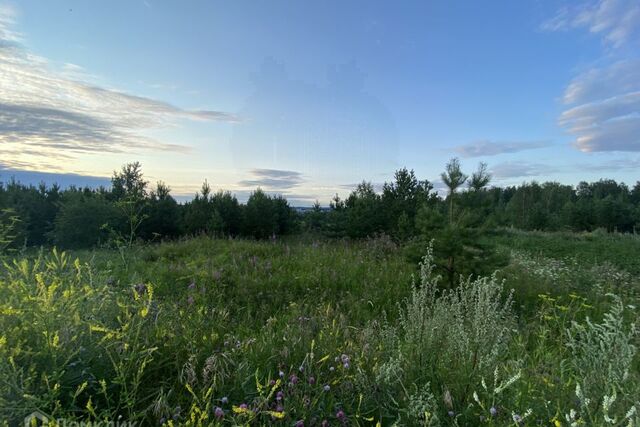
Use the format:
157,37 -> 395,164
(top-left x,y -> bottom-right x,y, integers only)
0,0 -> 639,205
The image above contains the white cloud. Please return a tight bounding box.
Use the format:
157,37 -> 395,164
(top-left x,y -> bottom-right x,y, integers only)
544,1 -> 640,152
0,6 -> 238,169
559,61 -> 640,152
542,0 -> 640,48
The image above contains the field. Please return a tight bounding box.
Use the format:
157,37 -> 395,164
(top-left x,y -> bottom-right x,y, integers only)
1,231 -> 639,426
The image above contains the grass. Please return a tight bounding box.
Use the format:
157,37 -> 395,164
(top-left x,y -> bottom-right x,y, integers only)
1,232 -> 639,426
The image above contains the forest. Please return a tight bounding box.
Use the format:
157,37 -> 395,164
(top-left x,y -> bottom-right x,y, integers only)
2,160 -> 640,251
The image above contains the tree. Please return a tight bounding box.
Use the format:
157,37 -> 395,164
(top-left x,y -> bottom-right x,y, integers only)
110,162 -> 149,246
345,182 -> 385,238
52,194 -> 119,248
243,188 -> 276,239
468,162 -> 491,191
441,158 -> 468,224
141,181 -> 181,239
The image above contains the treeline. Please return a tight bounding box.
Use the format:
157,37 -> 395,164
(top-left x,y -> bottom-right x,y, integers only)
1,160 -> 640,250
0,162 -> 295,249
309,164 -> 640,239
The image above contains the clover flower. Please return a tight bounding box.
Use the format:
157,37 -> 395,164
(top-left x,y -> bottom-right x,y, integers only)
214,407 -> 224,419
336,410 -> 346,421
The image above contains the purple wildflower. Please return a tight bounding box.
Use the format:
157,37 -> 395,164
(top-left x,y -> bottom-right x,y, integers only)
214,407 -> 224,419
490,407 -> 498,417
336,410 -> 346,421
308,376 -> 316,385
289,374 -> 299,385
239,403 -> 248,410
134,283 -> 146,295
279,370 -> 285,378
269,379 -> 276,386
221,396 -> 228,404
321,421 -> 329,427
276,391 -> 284,401
295,421 -> 304,427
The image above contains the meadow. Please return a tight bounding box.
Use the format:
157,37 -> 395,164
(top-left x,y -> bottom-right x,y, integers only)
1,231 -> 639,426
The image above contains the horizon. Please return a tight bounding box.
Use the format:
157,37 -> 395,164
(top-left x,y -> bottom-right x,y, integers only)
1,0 -> 639,206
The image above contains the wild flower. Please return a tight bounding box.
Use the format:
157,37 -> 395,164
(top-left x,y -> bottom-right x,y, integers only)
214,407 -> 224,419
490,406 -> 498,417
134,282 -> 147,295
289,374 -> 299,385
295,420 -> 304,427
336,410 -> 346,421
221,396 -> 228,404
308,376 -> 316,385
276,391 -> 284,401
323,384 -> 330,392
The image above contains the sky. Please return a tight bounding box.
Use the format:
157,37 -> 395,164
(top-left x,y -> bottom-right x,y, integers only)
0,0 -> 639,205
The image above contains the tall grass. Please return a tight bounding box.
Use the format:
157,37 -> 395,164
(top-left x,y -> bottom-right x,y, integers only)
1,233 -> 639,426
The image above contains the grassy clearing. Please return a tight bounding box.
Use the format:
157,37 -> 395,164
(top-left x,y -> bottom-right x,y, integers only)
1,232 -> 639,426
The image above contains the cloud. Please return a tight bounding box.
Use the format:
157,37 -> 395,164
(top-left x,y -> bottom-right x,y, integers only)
490,161 -> 559,179
544,1 -> 640,153
238,168 -> 305,190
454,140 -> 552,157
0,7 -> 237,169
577,156 -> 640,172
559,61 -> 640,152
541,0 -> 640,48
